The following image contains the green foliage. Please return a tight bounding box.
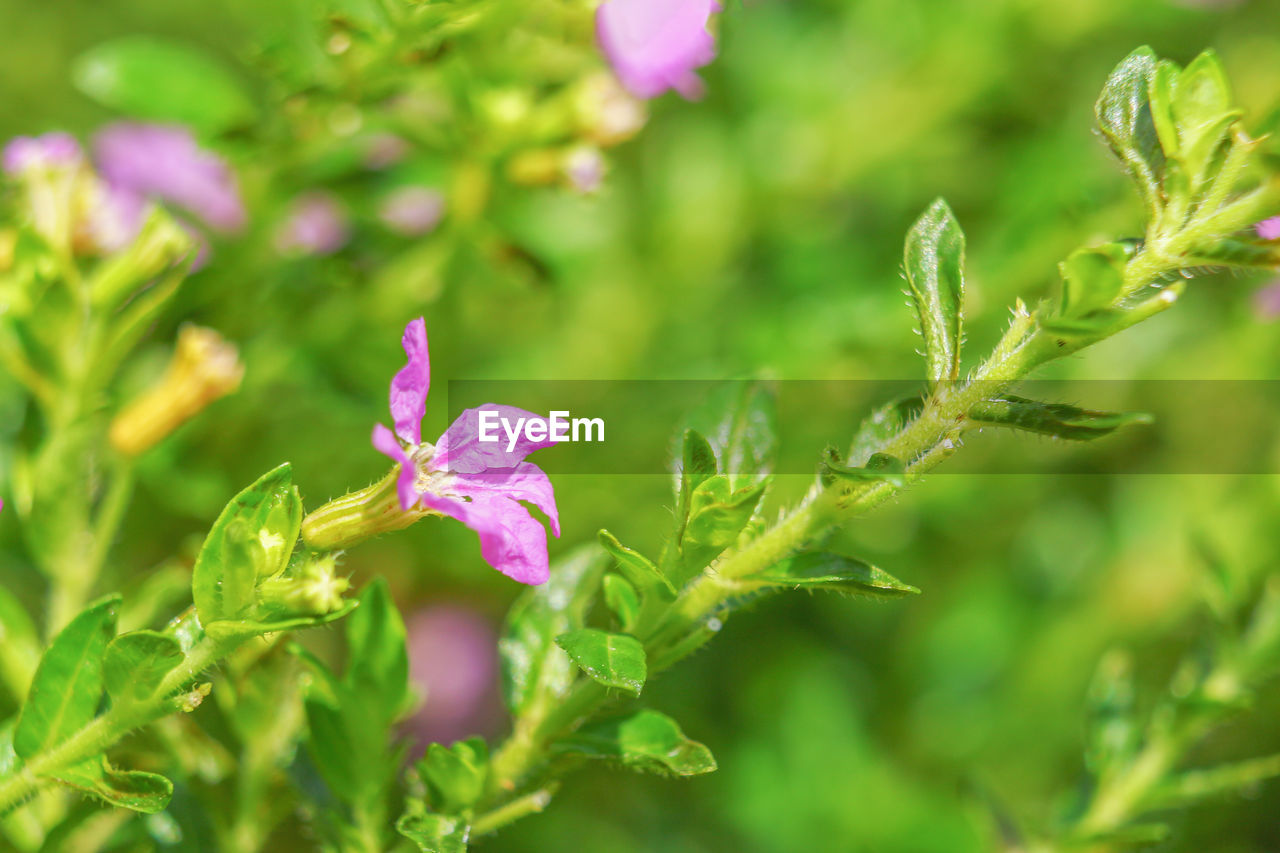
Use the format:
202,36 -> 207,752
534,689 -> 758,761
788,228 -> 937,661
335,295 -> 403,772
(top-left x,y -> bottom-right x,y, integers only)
597,530 -> 675,598
396,812 -> 469,853
554,628 -> 647,697
52,757 -> 173,814
418,738 -> 489,814
554,709 -> 716,777
752,552 -> 920,599
102,630 -> 182,705
903,199 -> 966,387
968,396 -> 1152,441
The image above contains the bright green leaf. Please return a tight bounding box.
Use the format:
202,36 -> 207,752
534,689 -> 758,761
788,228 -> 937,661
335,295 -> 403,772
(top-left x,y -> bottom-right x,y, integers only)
419,738 -> 489,814
846,395 -> 922,467
904,199 -> 965,387
344,578 -> 409,722
603,575 -> 640,629
15,596 -> 119,759
598,530 -> 676,598
103,630 -> 182,705
684,476 -> 767,550
555,629 -> 647,696
675,428 -> 717,526
754,552 -> 919,598
53,757 -> 173,814
1059,243 -> 1131,319
73,37 -> 256,133
555,709 -> 716,777
677,382 -> 777,490
968,395 -> 1152,440
1095,46 -> 1164,208
396,812 -> 469,853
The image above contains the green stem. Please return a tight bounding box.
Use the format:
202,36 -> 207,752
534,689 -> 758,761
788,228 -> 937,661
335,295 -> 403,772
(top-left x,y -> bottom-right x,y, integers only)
471,789 -> 555,836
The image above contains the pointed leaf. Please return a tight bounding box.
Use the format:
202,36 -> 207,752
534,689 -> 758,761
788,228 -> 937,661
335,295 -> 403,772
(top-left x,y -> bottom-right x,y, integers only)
968,395 -> 1152,440
15,596 -> 119,759
755,552 -> 919,598
52,757 -> 173,813
676,382 -> 777,490
1058,243 -> 1131,319
904,199 -> 965,386
675,428 -> 717,526
555,629 -> 647,696
103,630 -> 183,704
344,578 -> 409,723
1095,46 -> 1164,207
419,738 -> 489,814
598,530 -> 676,598
684,476 -> 768,549
555,709 -> 716,777
603,575 -> 640,629
820,449 -> 906,489
396,812 -> 469,853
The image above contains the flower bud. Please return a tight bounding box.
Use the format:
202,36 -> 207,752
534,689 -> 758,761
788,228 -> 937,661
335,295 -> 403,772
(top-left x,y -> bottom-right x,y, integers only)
90,209 -> 194,308
256,553 -> 351,617
301,465 -> 437,552
109,326 -> 244,456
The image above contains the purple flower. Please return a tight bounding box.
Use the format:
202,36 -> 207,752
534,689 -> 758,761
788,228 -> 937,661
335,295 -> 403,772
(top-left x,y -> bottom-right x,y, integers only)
93,123 -> 246,233
3,133 -> 84,175
378,186 -> 446,236
1255,280 -> 1280,321
405,605 -> 502,744
275,192 -> 350,256
372,318 -> 560,585
1257,216 -> 1280,242
595,0 -> 721,100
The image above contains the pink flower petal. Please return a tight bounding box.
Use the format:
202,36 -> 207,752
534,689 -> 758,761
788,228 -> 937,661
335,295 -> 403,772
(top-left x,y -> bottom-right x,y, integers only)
453,462 -> 560,537
433,404 -> 558,474
373,423 -> 421,510
596,0 -> 720,100
1257,216 -> 1280,242
390,318 -> 430,445
423,492 -> 550,585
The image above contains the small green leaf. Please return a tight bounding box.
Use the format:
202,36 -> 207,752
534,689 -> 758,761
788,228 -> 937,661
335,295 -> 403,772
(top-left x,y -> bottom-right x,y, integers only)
1095,46 -> 1164,208
676,382 -> 777,490
52,757 -> 173,813
396,812 -> 469,853
904,199 -> 966,386
684,476 -> 768,550
15,596 -> 119,759
555,629 -> 647,696
968,395 -> 1152,440
820,449 -> 906,489
846,396 -> 923,467
103,630 -> 183,705
555,709 -> 716,777
344,578 -> 410,721
675,428 -> 717,525
598,530 -> 676,598
192,464 -> 300,625
602,575 -> 640,629
499,545 -> 607,715
754,552 -> 919,598
419,738 -> 489,814
1058,243 -> 1131,319
73,37 -> 256,133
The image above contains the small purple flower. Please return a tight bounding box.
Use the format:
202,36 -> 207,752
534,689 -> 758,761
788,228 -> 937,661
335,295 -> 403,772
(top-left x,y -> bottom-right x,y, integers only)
1254,280 -> 1280,321
372,318 -> 560,585
3,133 -> 84,175
275,192 -> 350,256
378,186 -> 446,236
93,123 -> 245,233
1257,216 -> 1280,242
596,0 -> 721,100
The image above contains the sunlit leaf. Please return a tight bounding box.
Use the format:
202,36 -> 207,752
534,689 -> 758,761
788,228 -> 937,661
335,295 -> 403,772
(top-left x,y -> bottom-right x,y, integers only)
555,709 -> 716,777
904,199 -> 965,387
53,757 -> 172,814
754,552 -> 919,598
555,629 -> 647,696
103,630 -> 183,705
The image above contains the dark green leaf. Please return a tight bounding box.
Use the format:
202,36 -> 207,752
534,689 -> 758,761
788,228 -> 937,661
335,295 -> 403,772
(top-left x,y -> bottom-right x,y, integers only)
396,812 -> 469,853
555,629 -> 647,696
968,395 -> 1152,440
598,530 -> 676,598
72,37 -> 256,133
499,545 -> 607,715
754,552 -> 919,598
1095,46 -> 1164,206
1058,243 -> 1131,319
103,630 -> 183,705
53,757 -> 172,813
192,464 -> 300,625
555,710 -> 716,777
15,596 -> 119,759
904,199 -> 965,386
419,738 -> 488,813
344,578 -> 409,722
820,448 -> 906,489
683,476 -> 768,550
602,575 -> 640,629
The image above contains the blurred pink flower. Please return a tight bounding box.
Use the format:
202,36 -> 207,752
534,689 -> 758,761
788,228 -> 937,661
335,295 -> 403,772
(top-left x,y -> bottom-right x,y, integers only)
596,0 -> 721,99
372,318 -> 561,585
1257,216 -> 1280,242
379,186 -> 446,236
405,605 -> 501,745
274,192 -> 350,256
1254,280 -> 1280,321
3,133 -> 83,174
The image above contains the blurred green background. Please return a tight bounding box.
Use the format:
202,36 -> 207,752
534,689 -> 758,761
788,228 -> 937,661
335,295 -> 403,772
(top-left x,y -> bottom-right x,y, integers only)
4,0 -> 1280,850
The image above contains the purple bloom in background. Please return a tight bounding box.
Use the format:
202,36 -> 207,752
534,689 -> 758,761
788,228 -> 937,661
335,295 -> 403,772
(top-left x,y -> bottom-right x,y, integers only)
596,0 -> 721,99
3,133 -> 83,175
93,123 -> 246,233
1257,216 -> 1280,242
379,186 -> 446,236
372,318 -> 560,585
364,132 -> 411,170
405,605 -> 502,745
1255,280 -> 1280,321
275,192 -> 350,256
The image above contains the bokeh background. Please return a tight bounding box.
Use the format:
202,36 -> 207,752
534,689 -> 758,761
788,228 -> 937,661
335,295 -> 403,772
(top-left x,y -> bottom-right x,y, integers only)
3,0 -> 1280,850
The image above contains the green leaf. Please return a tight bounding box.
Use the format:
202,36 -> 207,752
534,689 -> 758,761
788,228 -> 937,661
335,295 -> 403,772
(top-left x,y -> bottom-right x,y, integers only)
675,428 -> 717,526
904,199 -> 965,386
968,395 -> 1152,440
820,449 -> 906,489
343,578 -> 410,723
555,709 -> 716,777
677,382 -> 777,490
683,476 -> 768,550
1174,50 -> 1239,180
396,812 -> 469,853
103,630 -> 183,705
754,552 -> 919,598
72,37 -> 256,133
52,757 -> 172,813
602,575 -> 640,629
846,396 -> 923,467
598,530 -> 676,598
419,738 -> 489,814
555,629 -> 647,696
1084,651 -> 1139,775
1058,243 -> 1131,319
15,596 -> 119,759
1095,46 -> 1164,207
202,599 -> 358,642
499,545 -> 607,715
192,463 -> 301,626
